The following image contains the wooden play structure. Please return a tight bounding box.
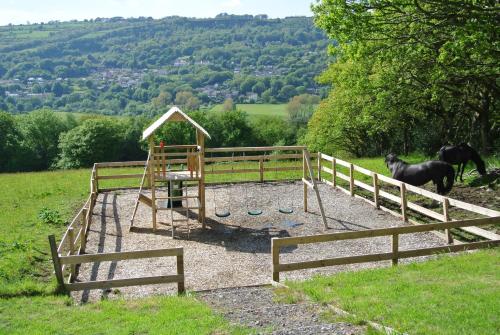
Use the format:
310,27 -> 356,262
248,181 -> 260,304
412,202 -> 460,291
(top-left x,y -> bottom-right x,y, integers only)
129,107 -> 327,236
130,107 -> 210,236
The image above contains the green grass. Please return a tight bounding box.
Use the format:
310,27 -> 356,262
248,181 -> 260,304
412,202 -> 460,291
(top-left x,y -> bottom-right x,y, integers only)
0,169 -> 91,297
210,103 -> 288,120
0,294 -> 250,335
285,248 -> 500,335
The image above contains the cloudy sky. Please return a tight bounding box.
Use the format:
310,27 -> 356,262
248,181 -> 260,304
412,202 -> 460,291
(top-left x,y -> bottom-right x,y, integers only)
0,0 -> 315,26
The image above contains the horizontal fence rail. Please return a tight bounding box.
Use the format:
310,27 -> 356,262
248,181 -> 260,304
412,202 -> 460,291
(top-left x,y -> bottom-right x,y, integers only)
271,217 -> 500,282
317,153 -> 500,242
49,235 -> 185,294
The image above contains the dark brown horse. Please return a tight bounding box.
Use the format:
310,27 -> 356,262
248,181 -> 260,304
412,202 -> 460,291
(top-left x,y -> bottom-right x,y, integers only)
438,143 -> 486,182
385,154 -> 455,195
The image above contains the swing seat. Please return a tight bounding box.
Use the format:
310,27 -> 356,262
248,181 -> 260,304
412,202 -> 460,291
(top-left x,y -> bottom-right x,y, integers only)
247,209 -> 263,216
278,208 -> 294,214
215,211 -> 231,218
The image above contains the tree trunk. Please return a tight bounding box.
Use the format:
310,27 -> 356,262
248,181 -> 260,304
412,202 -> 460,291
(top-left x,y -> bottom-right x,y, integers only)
479,90 -> 491,155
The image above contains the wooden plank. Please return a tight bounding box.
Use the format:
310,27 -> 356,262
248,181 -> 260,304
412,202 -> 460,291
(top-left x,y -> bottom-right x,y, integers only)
48,235 -> 65,289
376,174 -> 402,186
95,161 -> 147,168
373,173 -> 379,209
303,149 -> 328,229
460,226 -> 500,240
206,168 -> 260,175
206,146 -> 307,153
319,152 -> 334,162
379,190 -> 401,204
353,179 -> 374,193
177,254 -> 185,293
400,183 -> 407,221
272,238 -> 280,282
60,248 -> 184,265
336,172 -> 350,182
392,234 -> 399,265
317,152 -> 321,180
448,198 -> 500,217
259,158 -> 264,182
65,274 -> 184,291
349,164 -> 354,196
272,216 -> 500,247
68,228 -> 76,282
442,198 -> 453,243
206,153 -> 302,163
333,158 -> 351,168
405,183 -> 444,202
277,240 -> 499,272
332,158 -> 336,187
321,166 -> 333,175
302,178 -> 314,189
263,166 -> 303,172
97,174 -> 144,180
353,164 -> 373,176
407,202 -> 445,221
139,194 -> 152,207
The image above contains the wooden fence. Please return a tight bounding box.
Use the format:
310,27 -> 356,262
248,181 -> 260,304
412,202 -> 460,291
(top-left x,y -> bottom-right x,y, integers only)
271,216 -> 500,282
49,235 -> 185,293
317,153 -> 500,242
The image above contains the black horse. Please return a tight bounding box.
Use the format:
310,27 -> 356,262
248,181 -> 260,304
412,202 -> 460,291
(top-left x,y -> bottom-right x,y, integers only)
438,143 -> 486,182
385,154 -> 455,195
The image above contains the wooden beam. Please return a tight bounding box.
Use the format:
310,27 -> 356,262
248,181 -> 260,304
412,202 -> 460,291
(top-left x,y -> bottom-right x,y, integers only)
65,274 -> 184,291
48,235 -> 65,290
60,247 -> 184,265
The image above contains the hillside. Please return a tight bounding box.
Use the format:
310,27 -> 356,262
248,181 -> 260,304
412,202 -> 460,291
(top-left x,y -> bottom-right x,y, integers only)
0,15 -> 329,116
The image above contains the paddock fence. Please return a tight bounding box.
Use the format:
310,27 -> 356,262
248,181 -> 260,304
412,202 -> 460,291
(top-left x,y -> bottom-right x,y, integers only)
271,216 -> 500,282
317,153 -> 500,243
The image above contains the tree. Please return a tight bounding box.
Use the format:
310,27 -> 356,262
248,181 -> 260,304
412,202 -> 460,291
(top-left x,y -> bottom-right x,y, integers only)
51,82 -> 64,97
17,109 -> 69,170
0,111 -> 21,171
287,94 -> 320,128
57,118 -> 123,168
175,91 -> 200,111
312,0 -> 499,154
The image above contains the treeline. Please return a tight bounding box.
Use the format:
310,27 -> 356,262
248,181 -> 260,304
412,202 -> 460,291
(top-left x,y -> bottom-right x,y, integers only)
0,15 -> 328,115
305,1 -> 499,156
0,95 -> 316,172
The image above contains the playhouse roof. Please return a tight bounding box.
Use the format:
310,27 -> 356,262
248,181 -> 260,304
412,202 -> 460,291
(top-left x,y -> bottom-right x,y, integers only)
142,106 -> 211,140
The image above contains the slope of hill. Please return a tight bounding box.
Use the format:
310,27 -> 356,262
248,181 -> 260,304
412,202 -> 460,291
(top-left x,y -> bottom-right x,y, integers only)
0,15 -> 329,115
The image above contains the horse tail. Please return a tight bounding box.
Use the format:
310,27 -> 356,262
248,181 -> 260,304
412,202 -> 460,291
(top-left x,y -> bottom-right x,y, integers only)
443,165 -> 455,194
469,148 -> 487,175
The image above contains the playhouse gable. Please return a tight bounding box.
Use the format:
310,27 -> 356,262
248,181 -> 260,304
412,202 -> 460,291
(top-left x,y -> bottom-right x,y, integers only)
142,106 -> 211,140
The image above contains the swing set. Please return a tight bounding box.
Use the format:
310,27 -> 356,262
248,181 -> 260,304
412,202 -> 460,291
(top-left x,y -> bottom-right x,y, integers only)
131,107 -> 328,238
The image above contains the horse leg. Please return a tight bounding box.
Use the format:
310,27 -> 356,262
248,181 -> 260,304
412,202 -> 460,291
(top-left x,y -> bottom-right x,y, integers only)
460,161 -> 466,182
455,163 -> 460,181
436,179 -> 445,195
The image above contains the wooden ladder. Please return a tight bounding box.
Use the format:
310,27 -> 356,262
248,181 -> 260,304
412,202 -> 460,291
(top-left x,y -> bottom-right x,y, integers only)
130,152 -> 151,230
303,149 -> 328,229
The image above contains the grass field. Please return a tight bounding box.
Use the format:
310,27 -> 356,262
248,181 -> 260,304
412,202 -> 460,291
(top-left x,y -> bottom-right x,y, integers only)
210,103 -> 288,120
284,248 -> 500,335
0,295 -> 249,335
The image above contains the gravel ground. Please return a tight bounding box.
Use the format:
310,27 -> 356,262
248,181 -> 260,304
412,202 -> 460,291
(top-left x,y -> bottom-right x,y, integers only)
72,181 -> 446,302
198,285 -> 365,334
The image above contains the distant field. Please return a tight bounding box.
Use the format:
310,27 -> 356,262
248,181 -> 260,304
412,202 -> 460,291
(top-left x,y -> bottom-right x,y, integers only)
210,104 -> 288,119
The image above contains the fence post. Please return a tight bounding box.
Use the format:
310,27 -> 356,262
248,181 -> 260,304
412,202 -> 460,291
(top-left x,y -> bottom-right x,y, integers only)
272,238 -> 280,282
303,150 -> 308,212
93,164 -> 99,192
259,158 -> 264,182
177,251 -> 185,294
332,158 -> 336,187
48,235 -> 65,291
392,234 -> 399,265
68,228 -> 75,282
372,173 -> 380,209
81,208 -> 89,253
400,183 -> 407,221
349,163 -> 355,196
442,198 -> 453,244
317,152 -> 321,181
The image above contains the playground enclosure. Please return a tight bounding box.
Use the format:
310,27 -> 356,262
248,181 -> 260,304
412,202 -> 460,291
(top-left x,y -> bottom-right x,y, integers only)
49,108 -> 500,295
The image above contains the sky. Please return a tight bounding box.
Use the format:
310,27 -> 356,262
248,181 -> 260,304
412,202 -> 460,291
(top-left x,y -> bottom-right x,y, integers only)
0,0 -> 315,26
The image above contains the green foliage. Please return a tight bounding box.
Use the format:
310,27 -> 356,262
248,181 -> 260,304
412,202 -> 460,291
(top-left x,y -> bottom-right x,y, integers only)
37,207 -> 65,226
310,0 -> 499,156
0,111 -> 21,170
